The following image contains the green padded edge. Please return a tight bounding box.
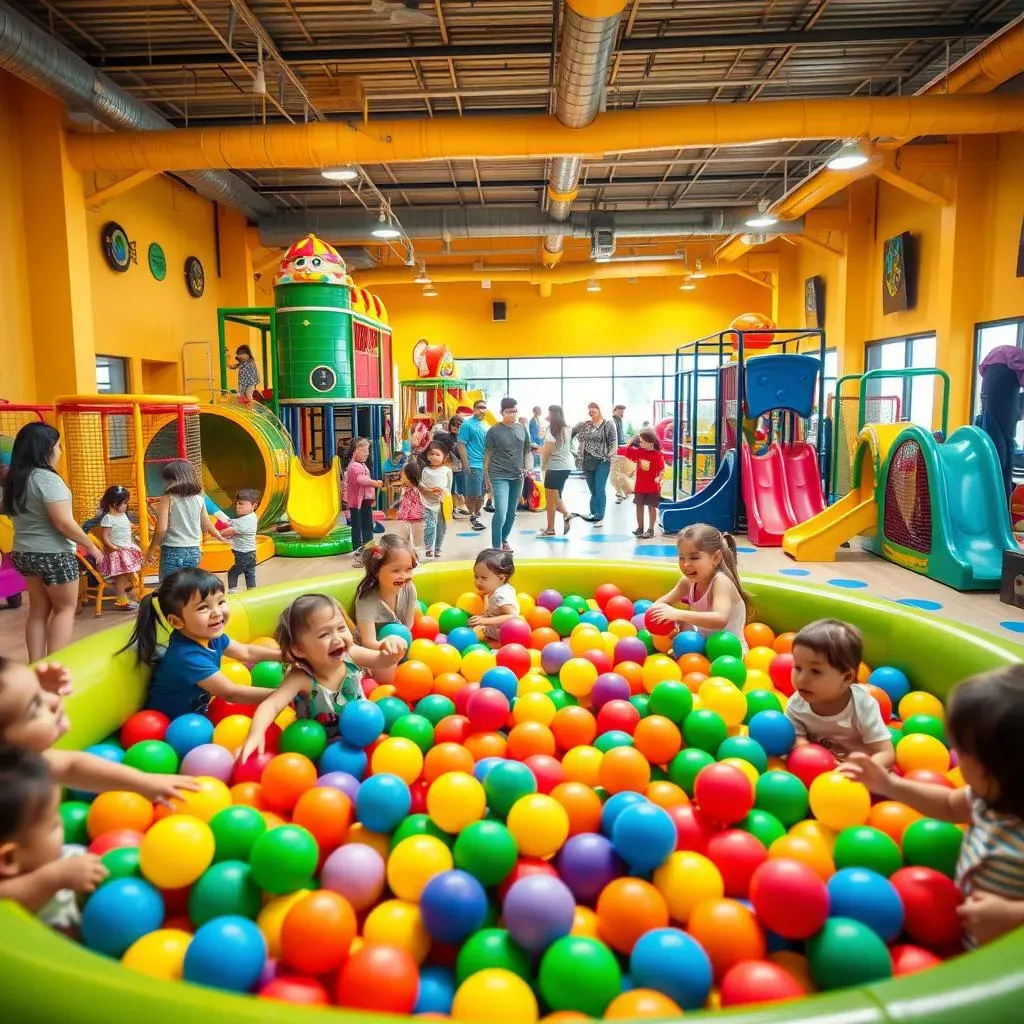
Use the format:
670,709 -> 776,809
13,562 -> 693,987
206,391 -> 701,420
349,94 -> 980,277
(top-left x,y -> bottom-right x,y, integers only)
4,563 -> 1023,1024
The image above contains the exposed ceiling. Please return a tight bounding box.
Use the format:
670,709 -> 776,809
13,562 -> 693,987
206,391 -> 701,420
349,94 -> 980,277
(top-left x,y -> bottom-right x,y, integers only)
12,0 -> 1024,248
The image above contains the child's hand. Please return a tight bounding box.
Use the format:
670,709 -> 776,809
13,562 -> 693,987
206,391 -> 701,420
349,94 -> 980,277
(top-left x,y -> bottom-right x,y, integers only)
238,734 -> 265,764
837,752 -> 892,794
468,615 -> 484,628
60,854 -> 109,893
379,635 -> 408,659
957,892 -> 1022,945
138,774 -> 201,808
35,662 -> 73,697
221,526 -> 236,538
646,604 -> 680,625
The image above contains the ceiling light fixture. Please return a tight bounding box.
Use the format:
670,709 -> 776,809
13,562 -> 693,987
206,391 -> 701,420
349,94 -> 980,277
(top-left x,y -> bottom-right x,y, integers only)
586,279 -> 601,293
253,40 -> 267,95
413,261 -> 431,284
423,286 -> 438,297
745,197 -> 777,229
371,208 -> 401,240
679,278 -> 696,291
691,258 -> 707,280
827,140 -> 869,171
322,165 -> 359,182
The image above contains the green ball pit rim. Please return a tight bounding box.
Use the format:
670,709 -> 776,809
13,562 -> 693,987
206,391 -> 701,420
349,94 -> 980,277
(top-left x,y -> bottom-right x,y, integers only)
3,561 -> 1023,1024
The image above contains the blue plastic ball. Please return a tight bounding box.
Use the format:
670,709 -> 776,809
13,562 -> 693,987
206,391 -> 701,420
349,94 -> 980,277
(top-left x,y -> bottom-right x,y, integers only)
481,666 -> 519,701
827,867 -> 905,943
447,626 -> 479,653
600,791 -> 646,835
378,622 -> 414,651
672,631 -> 706,658
473,756 -> 504,782
86,742 -> 125,764
339,699 -> 386,748
868,666 -> 911,706
633,599 -> 653,616
162,714 -> 215,759
594,730 -> 635,753
183,915 -> 267,992
580,610 -> 610,631
747,710 -> 797,757
415,965 -> 456,1015
611,802 -> 676,872
319,740 -> 368,779
355,772 -> 412,833
420,869 -> 489,943
630,927 -> 713,1010
81,877 -> 163,957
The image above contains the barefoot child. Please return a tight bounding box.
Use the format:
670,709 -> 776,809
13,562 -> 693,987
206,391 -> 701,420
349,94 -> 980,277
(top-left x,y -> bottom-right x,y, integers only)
469,548 -> 519,647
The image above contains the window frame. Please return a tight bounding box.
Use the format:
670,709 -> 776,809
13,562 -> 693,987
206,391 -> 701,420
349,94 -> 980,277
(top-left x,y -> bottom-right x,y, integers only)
864,332 -> 939,429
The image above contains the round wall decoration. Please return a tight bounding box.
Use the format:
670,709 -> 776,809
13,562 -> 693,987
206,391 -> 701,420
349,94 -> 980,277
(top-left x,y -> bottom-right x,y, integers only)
310,365 -> 337,393
148,243 -> 167,281
184,256 -> 205,297
101,222 -> 135,273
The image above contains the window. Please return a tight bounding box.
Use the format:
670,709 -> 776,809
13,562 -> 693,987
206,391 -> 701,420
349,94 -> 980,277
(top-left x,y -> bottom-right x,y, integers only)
973,318 -> 1024,448
865,334 -> 938,430
96,355 -> 130,459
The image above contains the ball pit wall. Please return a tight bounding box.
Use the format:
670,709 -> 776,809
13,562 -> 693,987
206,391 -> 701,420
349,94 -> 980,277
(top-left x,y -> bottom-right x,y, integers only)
4,562 -> 1023,1024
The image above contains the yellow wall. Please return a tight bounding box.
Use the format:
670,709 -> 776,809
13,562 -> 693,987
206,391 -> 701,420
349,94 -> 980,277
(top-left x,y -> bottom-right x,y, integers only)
979,133 -> 1024,324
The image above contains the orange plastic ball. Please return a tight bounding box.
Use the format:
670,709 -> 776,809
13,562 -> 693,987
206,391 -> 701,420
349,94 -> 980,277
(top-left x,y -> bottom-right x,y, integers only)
773,632 -> 796,655
646,780 -> 688,809
432,672 -> 468,700
392,661 -> 434,704
678,653 -> 711,677
506,721 -> 556,761
596,878 -> 669,954
612,660 -> 645,695
540,1014 -> 590,1024
769,833 -> 835,882
292,786 -> 352,851
744,622 -> 775,650
857,662 -> 871,683
526,605 -> 553,630
230,782 -> 265,809
260,753 -> 318,813
550,781 -> 603,836
531,626 -> 560,650
87,791 -> 154,839
455,593 -> 485,617
867,800 -> 923,845
423,742 -> 476,783
598,746 -> 652,794
632,715 -> 683,765
865,684 -> 893,723
370,684 -> 397,702
551,706 -> 597,752
464,731 -> 508,761
280,890 -> 357,975
605,991 -> 683,1019
688,899 -> 767,980
682,671 -> 709,694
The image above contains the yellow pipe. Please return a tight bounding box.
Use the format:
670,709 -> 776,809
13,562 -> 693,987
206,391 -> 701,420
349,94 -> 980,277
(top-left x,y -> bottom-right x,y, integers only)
775,153 -> 881,219
64,95 -> 1024,173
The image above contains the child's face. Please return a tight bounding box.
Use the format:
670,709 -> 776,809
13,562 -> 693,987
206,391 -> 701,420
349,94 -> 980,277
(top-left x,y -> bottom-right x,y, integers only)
169,589 -> 230,641
677,541 -> 720,584
234,498 -> 256,517
639,438 -> 655,449
0,663 -> 70,752
378,551 -> 415,593
113,499 -> 129,514
292,605 -> 353,670
0,786 -> 63,879
354,443 -> 370,463
427,447 -> 445,467
791,644 -> 854,707
474,563 -> 507,597
237,350 -> 250,363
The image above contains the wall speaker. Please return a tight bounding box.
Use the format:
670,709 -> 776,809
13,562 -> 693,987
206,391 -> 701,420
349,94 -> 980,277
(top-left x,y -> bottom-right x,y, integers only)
492,301 -> 507,322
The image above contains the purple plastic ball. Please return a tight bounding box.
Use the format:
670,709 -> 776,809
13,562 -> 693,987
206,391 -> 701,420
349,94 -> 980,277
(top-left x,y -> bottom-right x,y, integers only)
317,771 -> 361,801
502,874 -> 576,953
541,641 -> 574,676
537,589 -> 564,613
591,673 -> 631,709
613,637 -> 649,666
180,743 -> 235,782
256,958 -> 281,990
556,832 -> 626,904
630,613 -> 647,631
320,843 -> 386,911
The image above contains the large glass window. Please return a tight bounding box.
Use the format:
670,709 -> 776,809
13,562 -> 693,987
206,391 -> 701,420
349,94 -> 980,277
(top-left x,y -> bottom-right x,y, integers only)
96,356 -> 130,459
865,334 -> 938,429
972,318 -> 1024,448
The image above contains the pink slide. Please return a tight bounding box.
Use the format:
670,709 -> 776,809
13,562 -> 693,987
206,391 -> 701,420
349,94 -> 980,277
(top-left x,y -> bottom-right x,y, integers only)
740,442 -> 825,546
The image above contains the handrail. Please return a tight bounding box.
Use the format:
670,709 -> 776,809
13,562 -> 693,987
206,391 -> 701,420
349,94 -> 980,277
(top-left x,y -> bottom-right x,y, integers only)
857,367 -> 950,438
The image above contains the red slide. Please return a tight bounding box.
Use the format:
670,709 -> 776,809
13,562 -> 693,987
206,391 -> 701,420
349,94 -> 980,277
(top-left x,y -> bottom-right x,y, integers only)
740,442 -> 825,546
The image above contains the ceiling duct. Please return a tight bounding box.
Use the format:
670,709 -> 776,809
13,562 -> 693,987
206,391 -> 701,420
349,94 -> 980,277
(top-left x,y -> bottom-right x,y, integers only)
0,1 -> 272,222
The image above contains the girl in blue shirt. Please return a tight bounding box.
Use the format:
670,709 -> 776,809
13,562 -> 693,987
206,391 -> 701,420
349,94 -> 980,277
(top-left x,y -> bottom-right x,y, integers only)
121,568 -> 281,720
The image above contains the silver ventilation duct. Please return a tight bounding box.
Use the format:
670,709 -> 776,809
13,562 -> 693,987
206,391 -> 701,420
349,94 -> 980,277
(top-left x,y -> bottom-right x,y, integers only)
0,1 -> 273,221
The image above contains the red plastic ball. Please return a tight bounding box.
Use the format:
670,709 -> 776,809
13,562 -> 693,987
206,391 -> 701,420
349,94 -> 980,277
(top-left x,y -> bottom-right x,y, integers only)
499,618 -> 533,648
581,649 -> 612,675
233,750 -> 275,785
694,763 -> 755,824
644,605 -> 675,637
596,699 -> 642,736
749,859 -> 829,939
466,688 -> 511,733
207,698 -> 256,726
120,710 -> 169,747
904,770 -> 953,789
604,595 -> 635,622
890,944 -> 944,976
890,866 -> 963,948
452,683 -> 480,717
668,804 -> 721,854
88,829 -> 144,856
497,857 -> 560,901
412,615 -> 439,641
785,743 -> 836,788
767,654 -> 795,696
594,584 -> 622,610
523,754 -> 565,794
433,714 -> 471,745
719,960 -> 804,1007
336,944 -> 419,1014
706,830 -> 769,897
409,777 -> 429,815
496,643 -> 532,679
260,975 -> 332,1005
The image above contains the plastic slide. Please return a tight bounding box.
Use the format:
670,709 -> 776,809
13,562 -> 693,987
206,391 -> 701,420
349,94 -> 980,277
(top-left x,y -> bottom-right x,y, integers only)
740,443 -> 794,546
658,448 -> 737,534
783,489 -> 878,561
782,442 -> 827,525
286,456 -> 341,538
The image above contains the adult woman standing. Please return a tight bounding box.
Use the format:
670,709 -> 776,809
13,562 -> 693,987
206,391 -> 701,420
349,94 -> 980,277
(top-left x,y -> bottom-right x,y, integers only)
571,402 -> 618,526
539,405 -> 573,536
1,423 -> 102,660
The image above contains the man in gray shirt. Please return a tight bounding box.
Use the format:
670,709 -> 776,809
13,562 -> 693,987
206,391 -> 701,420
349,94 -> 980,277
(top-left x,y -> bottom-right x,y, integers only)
484,397 -> 531,551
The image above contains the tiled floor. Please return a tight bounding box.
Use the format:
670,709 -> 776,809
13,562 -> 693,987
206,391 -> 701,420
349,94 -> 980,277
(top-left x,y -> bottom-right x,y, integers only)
1,478 -> 1021,662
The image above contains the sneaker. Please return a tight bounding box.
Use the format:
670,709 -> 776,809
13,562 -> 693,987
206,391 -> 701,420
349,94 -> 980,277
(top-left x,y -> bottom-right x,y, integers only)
501,542 -> 513,552
470,517 -> 486,531
615,494 -> 625,504
425,549 -> 434,559
453,508 -> 469,518
643,530 -> 656,539
433,550 -> 444,559
115,598 -> 139,611
483,503 -> 495,513
592,520 -> 604,527
632,528 -> 645,538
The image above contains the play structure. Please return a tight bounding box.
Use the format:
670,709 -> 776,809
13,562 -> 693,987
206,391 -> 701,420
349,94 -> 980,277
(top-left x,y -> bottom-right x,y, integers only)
784,369 -> 1015,591
658,323 -> 827,543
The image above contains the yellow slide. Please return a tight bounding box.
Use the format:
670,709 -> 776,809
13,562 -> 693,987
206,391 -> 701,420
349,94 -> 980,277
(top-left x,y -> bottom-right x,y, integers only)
782,490 -> 878,561
287,456 -> 341,538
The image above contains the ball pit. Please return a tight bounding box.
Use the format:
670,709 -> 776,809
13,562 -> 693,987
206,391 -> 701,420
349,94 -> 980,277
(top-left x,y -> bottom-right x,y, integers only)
3,562 -> 1024,1024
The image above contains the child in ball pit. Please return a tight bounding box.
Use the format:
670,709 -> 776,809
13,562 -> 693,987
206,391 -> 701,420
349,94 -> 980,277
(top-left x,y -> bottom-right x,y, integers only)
844,664 -> 1024,948
469,548 -> 519,647
237,593 -> 407,760
786,618 -> 895,768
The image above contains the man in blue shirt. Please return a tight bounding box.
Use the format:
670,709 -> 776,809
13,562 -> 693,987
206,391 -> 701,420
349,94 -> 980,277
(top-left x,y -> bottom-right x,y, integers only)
457,399 -> 490,531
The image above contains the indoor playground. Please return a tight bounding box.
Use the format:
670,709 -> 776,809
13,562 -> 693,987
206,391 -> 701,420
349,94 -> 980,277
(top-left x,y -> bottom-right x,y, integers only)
4,4 -> 1024,1022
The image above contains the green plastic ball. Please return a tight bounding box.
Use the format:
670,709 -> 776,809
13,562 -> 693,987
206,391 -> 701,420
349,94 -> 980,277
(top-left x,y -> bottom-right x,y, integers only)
636,629 -> 657,655
390,813 -> 453,849
438,607 -> 470,634
668,748 -> 715,796
562,595 -> 590,615
60,801 -> 91,845
279,719 -> 328,761
888,725 -> 903,746
754,770 -> 809,827
209,805 -> 267,862
594,731 -> 635,753
551,606 -> 581,637
100,846 -> 140,882
484,760 -> 537,818
376,696 -> 412,730
539,936 -> 622,1017
416,599 -> 428,615
650,765 -> 669,782
188,860 -> 262,926
456,928 -> 532,983
807,917 -> 893,990
389,713 -> 435,753
249,825 -> 319,895
122,739 -> 179,775
705,630 -> 743,661
251,661 -> 285,688
548,689 -> 578,710
832,826 -> 903,877
629,694 -> 651,718
453,820 -> 518,887
744,689 -> 783,723
901,817 -> 963,878
710,655 -> 746,687
739,809 -> 787,848
415,694 -> 456,725
901,714 -> 947,745
716,735 -> 768,773
682,708 -> 727,754
649,681 -> 693,724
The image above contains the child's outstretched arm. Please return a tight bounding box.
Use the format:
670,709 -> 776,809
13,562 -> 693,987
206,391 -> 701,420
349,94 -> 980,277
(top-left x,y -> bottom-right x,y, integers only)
668,576 -> 736,631
647,579 -> 690,625
144,496 -> 170,563
841,753 -> 971,823
0,855 -> 108,913
357,618 -> 383,651
224,638 -> 284,665
43,750 -> 199,807
200,506 -> 228,543
350,639 -> 407,672
469,603 -> 517,630
238,673 -> 306,762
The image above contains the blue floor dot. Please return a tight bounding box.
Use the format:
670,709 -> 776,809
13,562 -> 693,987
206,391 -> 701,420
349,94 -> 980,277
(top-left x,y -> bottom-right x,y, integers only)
778,567 -> 811,577
634,545 -> 679,558
894,598 -> 944,612
587,534 -> 633,543
736,546 -> 757,554
1000,621 -> 1024,634
827,578 -> 868,589
456,532 -> 481,538
517,529 -> 538,536
535,535 -> 569,543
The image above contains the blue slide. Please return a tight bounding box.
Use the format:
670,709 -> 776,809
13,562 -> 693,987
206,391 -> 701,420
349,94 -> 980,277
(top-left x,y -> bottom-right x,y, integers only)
659,449 -> 737,535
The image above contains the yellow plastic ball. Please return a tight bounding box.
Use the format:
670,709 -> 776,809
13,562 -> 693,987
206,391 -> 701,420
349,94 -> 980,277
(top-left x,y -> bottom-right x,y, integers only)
513,692 -> 557,726
744,646 -> 776,674
456,592 -> 486,616
898,690 -> 944,721
789,819 -> 838,853
171,776 -> 231,822
249,636 -> 279,649
517,593 -> 536,618
387,835 -> 453,902
561,745 -> 603,786
608,619 -> 638,639
423,643 -> 462,678
427,771 -> 487,832
719,757 -> 760,789
769,833 -> 835,882
742,668 -> 773,694
601,632 -> 619,659
560,658 -> 598,697
529,648 -> 542,669
221,660 -> 251,687
518,673 -> 553,696
586,599 -> 599,611
642,654 -> 682,694
371,737 -> 425,784
808,772 -> 871,831
275,706 -> 296,730
571,905 -> 600,938
857,662 -> 871,683
363,898 -> 431,963
212,714 -> 253,753
139,814 -> 215,889
896,733 -> 950,774
122,928 -> 192,980
453,968 -> 539,1024
569,628 -> 603,657
652,851 -> 724,924
258,890 -> 310,958
946,765 -> 965,788
408,638 -> 437,664
344,823 -> 391,859
506,794 -> 569,859
699,678 -> 747,727
427,602 -> 452,623
462,648 -> 497,683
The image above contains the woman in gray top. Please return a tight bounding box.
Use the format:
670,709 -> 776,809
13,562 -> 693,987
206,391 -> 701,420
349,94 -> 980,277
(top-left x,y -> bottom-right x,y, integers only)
571,403 -> 618,527
1,423 -> 102,660
483,397 -> 531,552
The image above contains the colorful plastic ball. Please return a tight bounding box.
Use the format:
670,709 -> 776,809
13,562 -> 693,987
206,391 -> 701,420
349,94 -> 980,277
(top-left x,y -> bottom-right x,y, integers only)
682,708 -> 727,754
507,794 -> 570,859
537,589 -> 564,612
752,771 -> 807,828
260,752 -> 317,813
81,877 -> 165,957
642,605 -> 674,637
163,714 -> 214,758
786,743 -> 836,787
479,759 -> 534,817
896,733 -> 950,774
549,606 -> 580,638
749,859 -> 829,939
122,739 -> 179,775
740,809 -> 787,849
415,965 -> 456,1015
170,776 -> 230,823
710,655 -> 746,688
890,865 -> 963,947
629,927 -> 713,1011
631,714 -> 682,763
767,653 -> 795,696
289,786 -> 351,852
556,833 -> 625,904
698,679 -> 747,727
448,625 -> 479,652
176,742 -> 232,782
641,654 -> 682,694
902,714 -> 947,745
808,772 -> 870,831
435,606 -> 468,634
540,641 -> 573,676
593,583 -> 621,609
121,928 -> 192,981
337,699 -> 384,748
466,687 -> 511,733
558,658 -> 597,697
898,690 -> 945,720
453,967 -> 538,1024
671,631 -> 705,658
390,713 -> 435,755
388,834 -> 455,901
457,927 -> 532,983
868,666 -> 911,705
361,898 -> 430,963
747,710 -> 796,757
613,637 -> 648,667
249,824 -> 319,895
250,661 -> 285,689
453,819 -> 518,887
260,975 -> 331,1005
706,829 -> 769,896
610,800 -> 676,873
806,917 -> 893,990
901,817 -> 963,878
590,672 -> 630,709
717,735 -> 769,774
188,859 -> 262,926
694,763 -> 754,824
138,814 -> 214,889
701,630 -> 740,661
337,942 -> 420,1014
668,748 -> 715,796
279,889 -> 358,976
207,805 -> 266,864
120,710 -> 170,748
100,843 -> 141,879
597,745 -> 650,794
320,842 -> 385,910
832,825 -> 903,877
318,740 -> 368,779
213,715 -> 255,754
86,790 -> 153,839
605,989 -> 683,1019
503,873 -> 576,953
427,771 -> 486,832
891,943 -> 943,976
392,660 -> 434,703
477,665 -> 517,701
688,898 -> 767,979
540,935 -> 622,1017
354,772 -> 410,832
652,851 -> 724,923
827,867 -> 904,942
719,959 -> 804,1006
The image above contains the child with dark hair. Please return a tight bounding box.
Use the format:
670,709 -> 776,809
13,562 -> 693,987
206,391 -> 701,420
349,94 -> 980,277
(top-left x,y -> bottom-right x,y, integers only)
469,548 -> 519,646
844,664 -> 1024,947
95,485 -> 143,610
420,441 -> 453,559
230,345 -> 261,401
224,489 -> 260,593
395,458 -> 426,555
618,429 -> 666,539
